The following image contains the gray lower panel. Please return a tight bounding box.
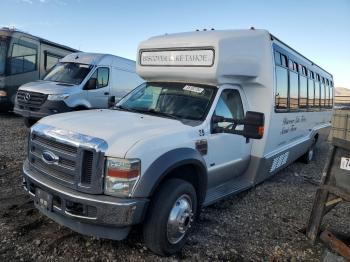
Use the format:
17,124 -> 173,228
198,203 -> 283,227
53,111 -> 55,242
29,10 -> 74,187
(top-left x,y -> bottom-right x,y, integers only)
204,177 -> 252,206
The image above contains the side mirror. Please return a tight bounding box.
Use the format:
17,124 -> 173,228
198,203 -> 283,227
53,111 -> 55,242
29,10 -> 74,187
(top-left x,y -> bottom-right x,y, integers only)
211,111 -> 264,139
242,111 -> 265,139
85,78 -> 97,90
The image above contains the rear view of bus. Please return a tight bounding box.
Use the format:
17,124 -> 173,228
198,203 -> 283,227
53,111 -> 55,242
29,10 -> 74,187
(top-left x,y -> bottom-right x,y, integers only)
0,27 -> 77,112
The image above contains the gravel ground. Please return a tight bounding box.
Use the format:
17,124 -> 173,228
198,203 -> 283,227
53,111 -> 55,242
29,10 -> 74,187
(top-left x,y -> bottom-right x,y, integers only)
0,112 -> 349,261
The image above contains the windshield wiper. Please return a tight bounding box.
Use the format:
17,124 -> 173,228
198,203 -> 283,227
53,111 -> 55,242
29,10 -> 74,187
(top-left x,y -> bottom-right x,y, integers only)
114,105 -> 140,113
143,109 -> 180,120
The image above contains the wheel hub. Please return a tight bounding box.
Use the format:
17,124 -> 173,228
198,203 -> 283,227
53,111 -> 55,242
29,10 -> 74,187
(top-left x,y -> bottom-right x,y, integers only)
167,194 -> 193,244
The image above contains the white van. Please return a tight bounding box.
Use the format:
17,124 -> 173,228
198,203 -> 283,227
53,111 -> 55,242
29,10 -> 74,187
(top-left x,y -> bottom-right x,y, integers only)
14,52 -> 143,126
22,29 -> 333,256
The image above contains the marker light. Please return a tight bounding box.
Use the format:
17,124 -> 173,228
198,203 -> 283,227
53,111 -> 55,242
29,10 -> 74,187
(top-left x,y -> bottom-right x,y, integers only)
104,157 -> 141,197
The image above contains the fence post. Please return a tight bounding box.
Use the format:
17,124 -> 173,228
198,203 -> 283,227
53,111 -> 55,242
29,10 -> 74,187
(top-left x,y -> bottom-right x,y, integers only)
344,114 -> 349,139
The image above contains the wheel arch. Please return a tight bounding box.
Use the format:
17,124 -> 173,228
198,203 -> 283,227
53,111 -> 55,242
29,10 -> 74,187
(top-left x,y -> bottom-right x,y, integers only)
132,148 -> 208,206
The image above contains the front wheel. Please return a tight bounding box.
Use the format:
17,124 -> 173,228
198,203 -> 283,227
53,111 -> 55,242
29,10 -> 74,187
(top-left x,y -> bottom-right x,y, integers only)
143,178 -> 197,256
24,118 -> 37,128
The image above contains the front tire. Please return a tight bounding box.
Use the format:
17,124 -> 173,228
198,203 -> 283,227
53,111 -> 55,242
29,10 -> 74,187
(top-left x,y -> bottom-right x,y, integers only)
24,118 -> 37,128
143,178 -> 197,256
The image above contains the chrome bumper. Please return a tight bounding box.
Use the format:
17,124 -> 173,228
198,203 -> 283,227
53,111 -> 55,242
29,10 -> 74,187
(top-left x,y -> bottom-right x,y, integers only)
22,160 -> 149,240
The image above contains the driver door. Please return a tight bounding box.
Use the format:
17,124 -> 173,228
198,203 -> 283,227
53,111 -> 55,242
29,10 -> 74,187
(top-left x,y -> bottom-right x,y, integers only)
86,67 -> 110,108
205,87 -> 252,189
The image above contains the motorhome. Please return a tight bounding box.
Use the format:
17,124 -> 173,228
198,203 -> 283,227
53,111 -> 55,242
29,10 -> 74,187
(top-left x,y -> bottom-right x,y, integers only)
14,52 -> 144,127
21,29 -> 333,256
0,27 -> 77,111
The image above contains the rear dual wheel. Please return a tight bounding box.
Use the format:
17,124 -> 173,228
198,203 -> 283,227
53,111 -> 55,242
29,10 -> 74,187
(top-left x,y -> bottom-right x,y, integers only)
301,138 -> 317,164
143,178 -> 197,256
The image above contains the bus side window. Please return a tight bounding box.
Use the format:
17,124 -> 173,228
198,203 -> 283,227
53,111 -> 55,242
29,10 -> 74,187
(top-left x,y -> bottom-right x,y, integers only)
289,70 -> 299,111
10,42 -> 37,74
308,72 -> 315,109
299,75 -> 307,109
275,66 -> 288,111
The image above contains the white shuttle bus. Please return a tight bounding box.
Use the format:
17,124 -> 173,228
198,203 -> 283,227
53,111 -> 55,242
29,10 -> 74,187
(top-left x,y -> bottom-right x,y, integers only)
22,29 -> 333,256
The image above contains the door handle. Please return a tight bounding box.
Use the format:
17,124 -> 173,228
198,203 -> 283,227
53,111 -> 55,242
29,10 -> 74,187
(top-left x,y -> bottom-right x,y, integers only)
104,92 -> 109,95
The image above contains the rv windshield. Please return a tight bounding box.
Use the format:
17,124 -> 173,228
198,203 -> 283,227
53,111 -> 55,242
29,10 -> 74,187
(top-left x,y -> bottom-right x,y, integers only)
0,40 -> 8,76
117,82 -> 216,121
44,62 -> 93,85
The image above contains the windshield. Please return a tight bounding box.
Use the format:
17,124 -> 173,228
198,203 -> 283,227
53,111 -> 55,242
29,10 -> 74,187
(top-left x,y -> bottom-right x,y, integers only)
0,40 -> 8,76
44,62 -> 93,85
117,82 -> 216,121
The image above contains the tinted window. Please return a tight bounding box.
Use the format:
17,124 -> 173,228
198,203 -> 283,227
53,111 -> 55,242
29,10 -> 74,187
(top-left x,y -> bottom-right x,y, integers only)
10,43 -> 37,74
281,54 -> 288,67
97,67 -> 109,88
215,90 -> 244,120
314,80 -> 320,108
299,75 -> 307,108
274,51 -> 281,65
89,67 -> 109,89
308,78 -> 315,108
275,66 -> 288,110
289,71 -> 299,110
0,40 -> 7,75
45,54 -> 61,71
320,82 -> 325,108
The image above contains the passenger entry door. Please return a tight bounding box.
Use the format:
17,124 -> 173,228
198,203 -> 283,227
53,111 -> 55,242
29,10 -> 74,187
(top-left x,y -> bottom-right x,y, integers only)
205,88 -> 252,189
86,67 -> 110,108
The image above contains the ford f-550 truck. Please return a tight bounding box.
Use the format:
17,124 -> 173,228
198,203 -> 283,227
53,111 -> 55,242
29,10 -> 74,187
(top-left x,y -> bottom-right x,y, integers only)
22,29 -> 333,256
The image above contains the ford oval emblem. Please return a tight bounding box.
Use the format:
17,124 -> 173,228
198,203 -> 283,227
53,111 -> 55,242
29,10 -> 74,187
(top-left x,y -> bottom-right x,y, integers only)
42,150 -> 59,165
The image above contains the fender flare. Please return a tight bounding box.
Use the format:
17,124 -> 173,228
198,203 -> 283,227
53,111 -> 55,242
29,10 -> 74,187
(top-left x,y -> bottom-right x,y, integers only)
132,148 -> 208,202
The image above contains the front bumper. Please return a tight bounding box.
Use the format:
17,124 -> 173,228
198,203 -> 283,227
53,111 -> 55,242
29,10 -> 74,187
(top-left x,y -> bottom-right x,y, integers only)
0,96 -> 11,110
22,160 -> 149,240
14,100 -> 73,119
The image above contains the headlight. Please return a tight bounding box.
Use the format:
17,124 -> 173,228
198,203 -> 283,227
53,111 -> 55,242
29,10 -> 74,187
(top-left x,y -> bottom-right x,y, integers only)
47,93 -> 69,101
0,90 -> 7,97
104,157 -> 141,197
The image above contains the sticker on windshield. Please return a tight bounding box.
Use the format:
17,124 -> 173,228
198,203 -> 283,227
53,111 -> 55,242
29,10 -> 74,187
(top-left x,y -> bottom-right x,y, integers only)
183,85 -> 204,93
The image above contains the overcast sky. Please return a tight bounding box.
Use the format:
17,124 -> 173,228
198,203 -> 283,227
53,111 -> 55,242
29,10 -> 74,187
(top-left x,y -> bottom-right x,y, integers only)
2,0 -> 350,88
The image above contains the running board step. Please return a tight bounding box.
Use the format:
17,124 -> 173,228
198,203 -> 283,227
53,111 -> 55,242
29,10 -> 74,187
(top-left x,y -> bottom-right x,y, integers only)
203,178 -> 253,206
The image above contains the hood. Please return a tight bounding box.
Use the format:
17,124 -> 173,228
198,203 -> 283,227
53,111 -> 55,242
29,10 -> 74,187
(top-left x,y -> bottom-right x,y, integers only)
37,109 -> 191,157
18,80 -> 79,95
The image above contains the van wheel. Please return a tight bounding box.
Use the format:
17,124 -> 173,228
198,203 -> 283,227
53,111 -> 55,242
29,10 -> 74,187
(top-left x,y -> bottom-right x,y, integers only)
24,118 -> 37,128
301,139 -> 316,164
143,179 -> 197,256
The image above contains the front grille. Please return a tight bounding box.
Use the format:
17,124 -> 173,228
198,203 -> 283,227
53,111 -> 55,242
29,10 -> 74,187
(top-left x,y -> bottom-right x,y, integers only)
17,91 -> 47,107
32,134 -> 77,155
28,129 -> 106,194
81,151 -> 93,184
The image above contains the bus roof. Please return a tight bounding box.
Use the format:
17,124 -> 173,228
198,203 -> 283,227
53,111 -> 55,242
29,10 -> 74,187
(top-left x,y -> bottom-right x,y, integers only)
137,29 -> 332,85
0,27 -> 78,53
